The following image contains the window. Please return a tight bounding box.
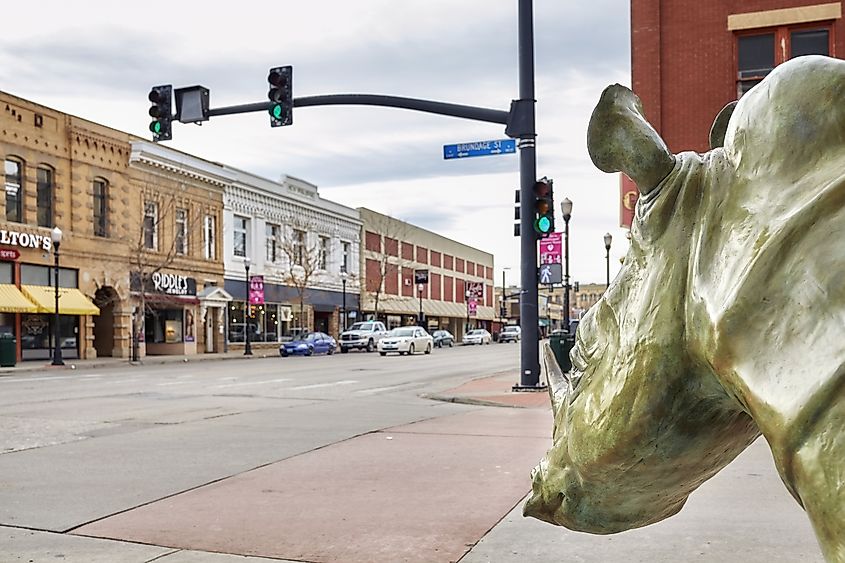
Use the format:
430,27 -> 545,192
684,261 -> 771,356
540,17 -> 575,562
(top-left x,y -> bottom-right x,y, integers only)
36,166 -> 53,228
319,236 -> 329,270
4,158 -> 23,223
737,24 -> 830,97
93,178 -> 108,237
341,241 -> 351,273
293,229 -> 306,265
143,201 -> 158,250
233,216 -> 248,257
204,214 -> 217,260
266,224 -> 279,263
175,208 -> 188,255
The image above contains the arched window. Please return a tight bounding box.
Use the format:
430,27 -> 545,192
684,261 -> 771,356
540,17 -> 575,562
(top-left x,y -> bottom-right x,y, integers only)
4,157 -> 24,223
36,165 -> 54,228
93,178 -> 108,237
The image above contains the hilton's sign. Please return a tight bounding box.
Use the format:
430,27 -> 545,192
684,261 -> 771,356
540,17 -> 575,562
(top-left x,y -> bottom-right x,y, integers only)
0,229 -> 53,251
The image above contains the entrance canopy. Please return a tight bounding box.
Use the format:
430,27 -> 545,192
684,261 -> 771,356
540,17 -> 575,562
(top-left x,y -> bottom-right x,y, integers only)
0,284 -> 39,313
22,286 -> 100,315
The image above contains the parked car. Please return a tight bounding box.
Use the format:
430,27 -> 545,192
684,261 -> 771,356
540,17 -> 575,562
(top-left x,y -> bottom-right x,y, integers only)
499,325 -> 521,343
377,326 -> 433,356
279,332 -> 337,357
432,330 -> 454,348
339,321 -> 388,353
463,329 -> 492,345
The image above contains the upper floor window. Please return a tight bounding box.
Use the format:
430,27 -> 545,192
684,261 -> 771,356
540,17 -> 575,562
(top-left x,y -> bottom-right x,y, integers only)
293,229 -> 306,265
93,178 -> 108,237
175,208 -> 188,255
143,201 -> 158,250
36,166 -> 53,228
737,24 -> 831,97
319,236 -> 329,270
341,241 -> 351,273
204,214 -> 217,260
266,223 -> 279,263
4,158 -> 23,223
234,216 -> 248,257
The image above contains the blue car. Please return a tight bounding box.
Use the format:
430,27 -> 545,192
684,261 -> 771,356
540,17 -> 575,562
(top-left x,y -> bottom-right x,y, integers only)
279,332 -> 337,357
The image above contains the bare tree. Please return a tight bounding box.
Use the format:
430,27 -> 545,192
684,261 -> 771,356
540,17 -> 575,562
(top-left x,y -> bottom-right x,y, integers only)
279,216 -> 323,332
364,213 -> 412,319
127,184 -> 204,361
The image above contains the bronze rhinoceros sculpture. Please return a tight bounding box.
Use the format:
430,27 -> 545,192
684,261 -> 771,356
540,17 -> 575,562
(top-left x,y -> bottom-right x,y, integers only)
525,55 -> 845,562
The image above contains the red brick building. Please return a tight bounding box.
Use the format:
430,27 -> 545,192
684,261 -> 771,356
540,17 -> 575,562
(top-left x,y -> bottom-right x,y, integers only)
622,1 -> 843,226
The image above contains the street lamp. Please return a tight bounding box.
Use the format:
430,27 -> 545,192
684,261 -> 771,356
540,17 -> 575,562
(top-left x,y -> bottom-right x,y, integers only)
561,198 -> 573,333
243,256 -> 253,356
501,267 -> 511,325
604,232 -> 613,288
417,283 -> 425,327
340,267 -> 348,332
50,227 -> 64,366
465,288 -> 472,333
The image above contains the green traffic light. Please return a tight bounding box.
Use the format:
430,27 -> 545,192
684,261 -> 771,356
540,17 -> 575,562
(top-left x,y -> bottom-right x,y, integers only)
536,215 -> 551,233
150,121 -> 161,134
270,104 -> 283,119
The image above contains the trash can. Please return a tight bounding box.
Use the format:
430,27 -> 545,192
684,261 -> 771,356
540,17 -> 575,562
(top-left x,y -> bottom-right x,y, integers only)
549,331 -> 575,373
0,333 -> 16,367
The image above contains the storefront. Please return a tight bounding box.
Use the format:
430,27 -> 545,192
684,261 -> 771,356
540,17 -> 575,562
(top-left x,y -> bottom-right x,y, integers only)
131,271 -> 200,356
1,244 -> 100,362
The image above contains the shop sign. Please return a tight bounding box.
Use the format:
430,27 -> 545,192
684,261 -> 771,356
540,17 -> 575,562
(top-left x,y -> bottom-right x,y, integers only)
249,275 -> 265,305
0,248 -> 20,261
0,229 -> 52,252
468,299 -> 478,317
414,269 -> 429,284
466,281 -> 484,300
131,271 -> 197,296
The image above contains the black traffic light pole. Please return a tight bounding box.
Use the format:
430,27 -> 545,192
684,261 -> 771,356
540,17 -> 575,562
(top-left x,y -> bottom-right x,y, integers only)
157,0 -> 543,390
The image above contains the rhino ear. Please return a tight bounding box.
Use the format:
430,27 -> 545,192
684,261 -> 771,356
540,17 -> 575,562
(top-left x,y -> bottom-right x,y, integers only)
587,84 -> 675,196
709,101 -> 738,149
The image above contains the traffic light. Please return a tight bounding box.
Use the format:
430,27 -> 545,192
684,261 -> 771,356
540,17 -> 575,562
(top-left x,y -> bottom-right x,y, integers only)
268,66 -> 293,127
148,85 -> 172,142
533,178 -> 555,237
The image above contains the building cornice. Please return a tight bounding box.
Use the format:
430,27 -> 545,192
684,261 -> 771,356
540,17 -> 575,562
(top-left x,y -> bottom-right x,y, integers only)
129,141 -> 235,189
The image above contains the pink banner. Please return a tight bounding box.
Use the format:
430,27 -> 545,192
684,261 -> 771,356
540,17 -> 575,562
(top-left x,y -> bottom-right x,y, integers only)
249,275 -> 265,305
539,232 -> 562,264
468,299 -> 478,316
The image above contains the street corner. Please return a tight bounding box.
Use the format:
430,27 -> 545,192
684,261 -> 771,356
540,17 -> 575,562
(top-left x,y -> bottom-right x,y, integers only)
425,372 -> 553,409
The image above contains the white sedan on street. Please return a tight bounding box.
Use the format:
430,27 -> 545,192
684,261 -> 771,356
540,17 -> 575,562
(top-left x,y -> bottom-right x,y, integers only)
463,329 -> 492,345
378,326 -> 433,356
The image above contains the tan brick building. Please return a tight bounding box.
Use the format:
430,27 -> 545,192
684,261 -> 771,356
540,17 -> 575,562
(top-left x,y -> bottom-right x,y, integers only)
0,91 -> 226,363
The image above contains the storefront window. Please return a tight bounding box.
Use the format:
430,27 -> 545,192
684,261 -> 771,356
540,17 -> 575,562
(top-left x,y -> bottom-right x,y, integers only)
0,261 -> 11,284
145,309 -> 184,344
20,264 -> 77,288
228,301 -> 247,342
20,314 -> 78,360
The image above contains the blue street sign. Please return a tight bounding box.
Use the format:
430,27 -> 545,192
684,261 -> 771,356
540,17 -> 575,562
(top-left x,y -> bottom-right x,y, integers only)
443,139 -> 516,160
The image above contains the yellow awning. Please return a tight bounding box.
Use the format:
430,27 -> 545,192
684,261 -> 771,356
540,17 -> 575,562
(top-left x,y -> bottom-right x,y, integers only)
21,285 -> 100,316
0,284 -> 39,313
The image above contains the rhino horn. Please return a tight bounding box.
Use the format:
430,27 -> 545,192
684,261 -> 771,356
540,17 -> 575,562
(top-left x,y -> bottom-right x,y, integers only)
587,84 -> 675,196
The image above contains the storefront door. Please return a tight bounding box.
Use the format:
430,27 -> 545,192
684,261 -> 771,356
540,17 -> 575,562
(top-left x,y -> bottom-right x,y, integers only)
206,308 -> 215,353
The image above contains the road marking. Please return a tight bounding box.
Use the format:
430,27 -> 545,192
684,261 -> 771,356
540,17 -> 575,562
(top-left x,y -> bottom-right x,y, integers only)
214,378 -> 291,389
288,380 -> 358,391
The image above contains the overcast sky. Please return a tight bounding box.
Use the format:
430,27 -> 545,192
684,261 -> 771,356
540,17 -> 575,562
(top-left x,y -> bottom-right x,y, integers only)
0,0 -> 631,286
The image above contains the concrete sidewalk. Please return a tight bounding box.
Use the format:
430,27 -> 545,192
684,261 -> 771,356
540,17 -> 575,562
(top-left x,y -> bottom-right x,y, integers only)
427,371 -> 551,409
0,348 -> 279,375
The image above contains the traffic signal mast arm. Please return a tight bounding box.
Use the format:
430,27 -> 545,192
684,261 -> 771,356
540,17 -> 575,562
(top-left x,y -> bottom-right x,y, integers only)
203,94 -> 510,127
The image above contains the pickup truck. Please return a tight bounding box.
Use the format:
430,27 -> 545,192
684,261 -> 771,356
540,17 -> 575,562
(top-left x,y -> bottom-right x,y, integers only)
339,321 -> 388,353
499,325 -> 522,343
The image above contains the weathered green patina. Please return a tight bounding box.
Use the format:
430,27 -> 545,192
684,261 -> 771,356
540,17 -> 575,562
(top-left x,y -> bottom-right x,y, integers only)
525,55 -> 845,562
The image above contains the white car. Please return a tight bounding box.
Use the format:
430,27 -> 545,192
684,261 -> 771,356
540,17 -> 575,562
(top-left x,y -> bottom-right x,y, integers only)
463,329 -> 492,345
378,326 -> 433,356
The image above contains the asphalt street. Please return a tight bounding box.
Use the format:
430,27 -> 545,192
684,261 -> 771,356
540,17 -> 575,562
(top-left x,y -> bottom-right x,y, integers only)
0,343 -> 826,562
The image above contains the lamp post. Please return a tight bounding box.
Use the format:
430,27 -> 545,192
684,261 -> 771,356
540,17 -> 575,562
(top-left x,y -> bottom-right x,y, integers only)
501,267 -> 510,325
561,198 -> 573,333
50,227 -> 64,366
340,267 -> 348,332
243,256 -> 253,356
465,289 -> 472,333
417,283 -> 424,327
604,232 -> 613,288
